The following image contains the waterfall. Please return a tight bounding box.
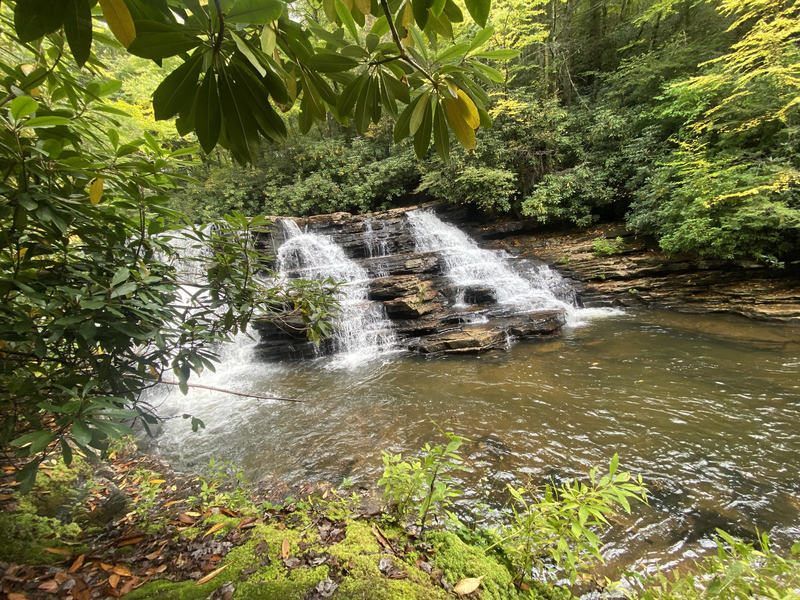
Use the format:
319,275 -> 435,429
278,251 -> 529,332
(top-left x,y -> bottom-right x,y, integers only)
363,219 -> 389,258
277,220 -> 396,368
406,210 -> 618,326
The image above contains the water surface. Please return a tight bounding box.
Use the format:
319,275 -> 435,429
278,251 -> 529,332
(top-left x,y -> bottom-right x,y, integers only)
149,310 -> 800,576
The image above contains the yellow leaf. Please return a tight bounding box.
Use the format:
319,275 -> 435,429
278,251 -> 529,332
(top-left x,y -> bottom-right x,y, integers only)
455,89 -> 480,129
443,98 -> 476,150
281,538 -> 290,559
454,575 -> 485,595
195,563 -> 229,585
89,178 -> 104,205
99,0 -> 136,48
204,522 -> 226,537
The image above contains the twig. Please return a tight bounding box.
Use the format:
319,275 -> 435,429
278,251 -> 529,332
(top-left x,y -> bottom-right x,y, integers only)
158,379 -> 303,403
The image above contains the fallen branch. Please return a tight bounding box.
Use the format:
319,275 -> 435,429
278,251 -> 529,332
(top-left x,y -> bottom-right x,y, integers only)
158,379 -> 303,403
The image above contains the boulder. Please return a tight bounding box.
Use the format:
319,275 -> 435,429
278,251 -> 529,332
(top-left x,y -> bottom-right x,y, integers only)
409,327 -> 507,353
462,285 -> 496,305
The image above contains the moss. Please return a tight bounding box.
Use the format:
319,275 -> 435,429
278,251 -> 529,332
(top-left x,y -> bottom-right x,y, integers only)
0,511 -> 84,564
18,456 -> 93,518
429,531 -> 525,600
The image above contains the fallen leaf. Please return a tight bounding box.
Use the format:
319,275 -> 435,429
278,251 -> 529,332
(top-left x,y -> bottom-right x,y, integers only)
177,513 -> 196,525
454,575 -> 485,595
112,564 -> 132,577
43,547 -> 72,556
236,517 -> 256,530
8,593 -> 28,600
219,507 -> 238,517
100,562 -> 114,571
117,535 -> 144,547
148,478 -> 165,484
204,522 -> 226,537
37,580 -> 59,593
185,511 -> 201,517
109,573 -> 120,589
195,564 -> 229,585
54,572 -> 69,584
281,538 -> 290,559
69,553 -> 85,573
146,564 -> 167,576
162,500 -> 184,508
145,542 -> 167,560
120,577 -> 136,595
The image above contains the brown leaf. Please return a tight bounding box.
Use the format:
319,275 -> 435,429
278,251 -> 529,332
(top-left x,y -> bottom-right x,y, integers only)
454,575 -> 485,595
177,513 -> 196,525
120,577 -> 137,595
372,525 -> 399,556
37,580 -> 59,593
236,517 -> 256,530
204,522 -> 226,537
112,564 -> 132,577
8,593 -> 28,600
146,564 -> 167,576
43,547 -> 72,556
100,562 -> 114,572
144,543 -> 167,561
281,538 -> 290,559
109,573 -> 120,589
162,500 -> 183,508
219,507 -> 238,517
117,535 -> 144,547
54,572 -> 70,584
69,553 -> 86,573
195,564 -> 229,585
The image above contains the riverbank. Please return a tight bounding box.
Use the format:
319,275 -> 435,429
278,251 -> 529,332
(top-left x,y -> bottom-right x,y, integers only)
0,446 -> 556,600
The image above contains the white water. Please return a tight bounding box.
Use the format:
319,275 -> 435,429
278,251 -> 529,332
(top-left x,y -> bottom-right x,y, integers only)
406,210 -> 620,326
277,220 -> 396,368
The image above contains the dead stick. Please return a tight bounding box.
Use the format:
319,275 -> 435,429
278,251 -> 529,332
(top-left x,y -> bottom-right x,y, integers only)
158,379 -> 303,403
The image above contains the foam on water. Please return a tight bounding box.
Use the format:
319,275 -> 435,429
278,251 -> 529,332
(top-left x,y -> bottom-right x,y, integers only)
406,210 -> 622,326
277,219 -> 396,368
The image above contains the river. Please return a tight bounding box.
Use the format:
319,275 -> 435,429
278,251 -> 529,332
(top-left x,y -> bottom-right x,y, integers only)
148,308 -> 800,577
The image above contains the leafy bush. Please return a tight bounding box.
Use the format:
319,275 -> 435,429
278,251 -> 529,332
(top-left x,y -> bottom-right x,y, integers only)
493,454 -> 647,584
593,236 -> 626,257
378,430 -> 470,533
628,531 -> 800,600
418,163 -> 517,213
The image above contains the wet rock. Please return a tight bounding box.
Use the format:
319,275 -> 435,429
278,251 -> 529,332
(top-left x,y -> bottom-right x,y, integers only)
369,274 -> 429,301
410,327 -> 507,353
462,285 -> 496,305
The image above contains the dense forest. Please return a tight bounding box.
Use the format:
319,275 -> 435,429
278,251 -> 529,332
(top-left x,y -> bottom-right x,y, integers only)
168,0 -> 800,265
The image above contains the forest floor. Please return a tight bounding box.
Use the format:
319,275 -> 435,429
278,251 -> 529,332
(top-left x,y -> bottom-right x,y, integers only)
0,444 -> 550,600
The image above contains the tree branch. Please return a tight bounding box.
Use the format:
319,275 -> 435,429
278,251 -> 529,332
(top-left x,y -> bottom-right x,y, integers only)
158,379 -> 303,403
378,0 -> 438,87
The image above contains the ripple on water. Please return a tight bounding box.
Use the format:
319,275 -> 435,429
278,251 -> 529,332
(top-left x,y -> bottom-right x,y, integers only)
147,309 -> 800,578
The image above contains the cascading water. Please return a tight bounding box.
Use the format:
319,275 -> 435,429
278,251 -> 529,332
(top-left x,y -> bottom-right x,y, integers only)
277,219 -> 396,368
406,210 -> 618,325
363,219 -> 389,259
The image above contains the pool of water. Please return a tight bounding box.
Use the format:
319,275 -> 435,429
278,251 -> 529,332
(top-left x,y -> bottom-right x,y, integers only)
148,309 -> 800,576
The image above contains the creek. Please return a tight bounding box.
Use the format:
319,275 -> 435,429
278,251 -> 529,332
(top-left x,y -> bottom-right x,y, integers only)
147,211 -> 800,578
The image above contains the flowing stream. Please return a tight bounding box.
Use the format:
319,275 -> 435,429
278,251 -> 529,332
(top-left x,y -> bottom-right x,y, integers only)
148,215 -> 800,579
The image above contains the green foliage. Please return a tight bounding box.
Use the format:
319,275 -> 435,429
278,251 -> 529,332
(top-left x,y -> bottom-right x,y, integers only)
190,458 -> 255,513
0,11 -> 339,490
9,0 -> 502,164
494,454 -> 647,584
592,236 -> 625,257
378,430 -> 469,532
627,530 -> 800,600
418,163 -> 517,213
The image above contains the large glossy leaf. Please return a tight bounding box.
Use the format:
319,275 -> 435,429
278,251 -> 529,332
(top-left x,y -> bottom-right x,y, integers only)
128,21 -> 201,60
152,52 -> 204,120
194,72 -> 220,152
334,0 -> 359,41
14,0 -> 67,42
306,52 -> 359,73
469,26 -> 494,51
433,100 -> 449,160
464,0 -> 490,27
218,70 -> 257,162
413,96 -> 433,158
226,0 -> 284,24
412,0 -> 432,30
64,0 -> 93,67
98,0 -> 137,48
474,48 -> 520,60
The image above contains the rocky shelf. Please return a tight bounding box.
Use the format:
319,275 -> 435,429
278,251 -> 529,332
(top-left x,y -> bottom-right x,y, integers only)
251,206 -> 568,359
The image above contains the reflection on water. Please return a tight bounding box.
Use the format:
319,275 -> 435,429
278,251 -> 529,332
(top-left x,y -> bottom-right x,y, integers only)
148,310 -> 800,576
